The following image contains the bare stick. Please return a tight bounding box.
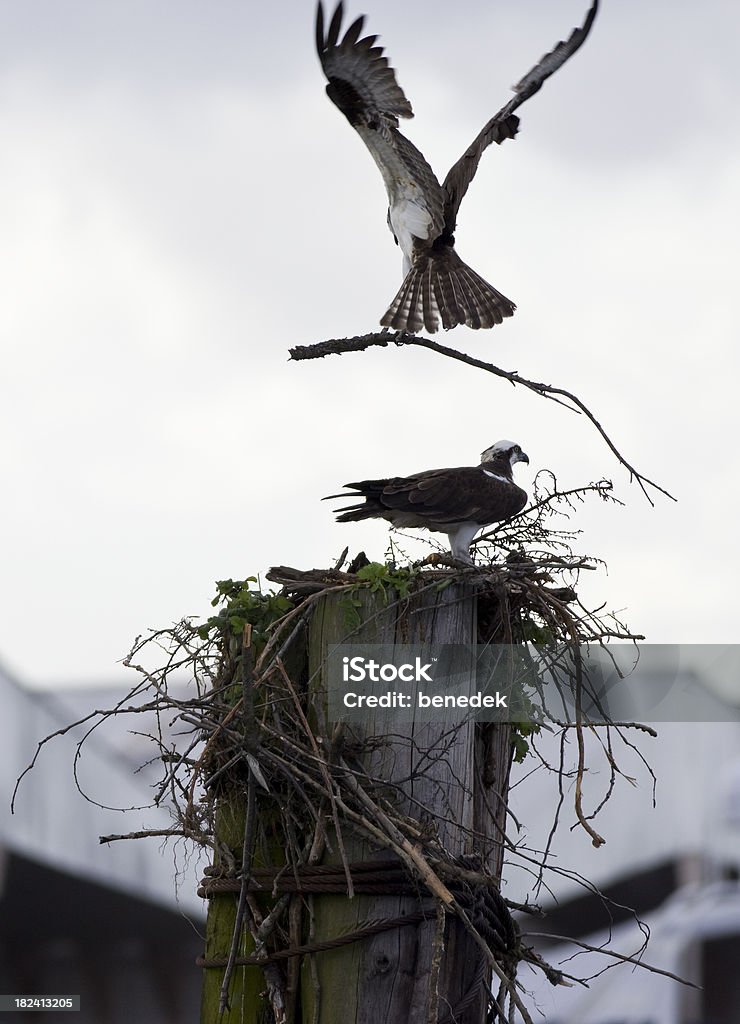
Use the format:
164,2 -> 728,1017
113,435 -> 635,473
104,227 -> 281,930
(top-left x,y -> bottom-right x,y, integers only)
522,932 -> 698,989
289,331 -> 675,505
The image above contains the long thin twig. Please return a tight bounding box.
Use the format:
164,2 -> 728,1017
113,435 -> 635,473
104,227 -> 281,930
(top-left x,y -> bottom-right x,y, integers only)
522,932 -> 698,989
289,331 -> 676,505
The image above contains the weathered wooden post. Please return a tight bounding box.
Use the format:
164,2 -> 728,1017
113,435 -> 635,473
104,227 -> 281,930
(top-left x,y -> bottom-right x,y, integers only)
199,571 -> 518,1024
302,583 -> 513,1024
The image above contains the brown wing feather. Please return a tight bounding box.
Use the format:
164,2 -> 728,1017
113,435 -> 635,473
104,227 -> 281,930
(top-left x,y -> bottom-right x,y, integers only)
368,468 -> 526,526
316,2 -> 413,122
442,0 -> 599,227
316,2 -> 447,250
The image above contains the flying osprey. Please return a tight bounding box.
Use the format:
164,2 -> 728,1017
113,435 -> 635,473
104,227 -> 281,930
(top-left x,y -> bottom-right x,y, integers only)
327,440 -> 529,564
316,1 -> 598,334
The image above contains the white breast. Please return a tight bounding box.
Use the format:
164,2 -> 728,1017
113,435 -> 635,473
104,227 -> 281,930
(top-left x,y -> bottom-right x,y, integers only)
389,198 -> 434,274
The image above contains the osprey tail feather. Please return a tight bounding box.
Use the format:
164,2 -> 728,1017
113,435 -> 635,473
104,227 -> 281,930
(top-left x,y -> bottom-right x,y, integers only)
325,480 -> 390,523
380,248 -> 516,334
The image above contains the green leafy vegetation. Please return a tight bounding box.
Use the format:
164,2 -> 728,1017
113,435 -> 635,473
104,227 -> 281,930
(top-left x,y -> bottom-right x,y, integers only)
510,721 -> 541,763
354,561 -> 419,598
340,562 -> 420,631
198,578 -> 294,655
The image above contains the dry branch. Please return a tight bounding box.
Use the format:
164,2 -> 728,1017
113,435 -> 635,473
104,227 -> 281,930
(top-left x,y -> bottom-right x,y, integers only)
289,331 -> 676,505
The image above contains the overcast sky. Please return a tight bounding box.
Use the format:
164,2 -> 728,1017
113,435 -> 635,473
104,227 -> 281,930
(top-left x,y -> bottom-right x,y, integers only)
1,0 -> 738,687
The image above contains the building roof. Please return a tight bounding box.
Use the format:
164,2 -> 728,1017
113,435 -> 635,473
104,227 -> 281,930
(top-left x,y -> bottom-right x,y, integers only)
0,659 -> 205,917
505,667 -> 740,905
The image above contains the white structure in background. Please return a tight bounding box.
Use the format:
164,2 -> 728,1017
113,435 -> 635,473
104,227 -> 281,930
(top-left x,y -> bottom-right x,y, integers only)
0,658 -> 206,1024
506,658 -> 740,1024
523,883 -> 740,1024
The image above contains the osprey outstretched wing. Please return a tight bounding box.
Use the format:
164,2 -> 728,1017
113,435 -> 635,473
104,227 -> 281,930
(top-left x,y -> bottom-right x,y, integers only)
316,1 -> 598,334
326,440 -> 529,564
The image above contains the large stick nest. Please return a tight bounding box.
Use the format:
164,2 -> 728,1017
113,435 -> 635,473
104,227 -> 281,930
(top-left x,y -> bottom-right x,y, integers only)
14,475 -> 676,1022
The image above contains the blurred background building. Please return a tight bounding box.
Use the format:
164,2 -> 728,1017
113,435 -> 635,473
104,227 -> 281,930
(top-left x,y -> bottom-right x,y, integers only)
507,656 -> 740,1023
0,660 -> 205,1024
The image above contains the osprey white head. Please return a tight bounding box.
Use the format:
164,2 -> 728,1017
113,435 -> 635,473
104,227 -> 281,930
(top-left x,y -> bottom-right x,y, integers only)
480,440 -> 529,471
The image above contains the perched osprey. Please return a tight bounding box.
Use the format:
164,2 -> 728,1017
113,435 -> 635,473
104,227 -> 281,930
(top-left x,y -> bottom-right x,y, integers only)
327,440 -> 529,564
316,1 -> 598,334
